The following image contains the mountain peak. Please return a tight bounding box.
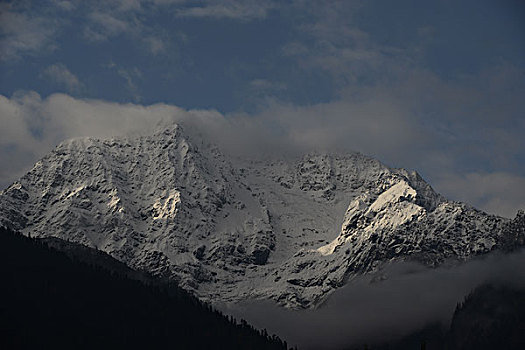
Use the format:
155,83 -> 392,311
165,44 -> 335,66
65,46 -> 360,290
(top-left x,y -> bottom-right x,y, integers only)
0,127 -> 521,308
152,121 -> 182,137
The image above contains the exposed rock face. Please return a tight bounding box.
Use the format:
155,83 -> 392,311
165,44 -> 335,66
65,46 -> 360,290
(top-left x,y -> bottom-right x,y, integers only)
0,124 -> 521,308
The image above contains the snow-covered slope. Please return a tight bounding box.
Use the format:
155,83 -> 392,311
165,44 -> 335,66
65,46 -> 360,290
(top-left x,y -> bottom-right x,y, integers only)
0,124 -> 520,308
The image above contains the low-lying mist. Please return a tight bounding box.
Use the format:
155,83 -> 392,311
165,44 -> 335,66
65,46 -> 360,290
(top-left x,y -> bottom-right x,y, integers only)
220,248 -> 525,350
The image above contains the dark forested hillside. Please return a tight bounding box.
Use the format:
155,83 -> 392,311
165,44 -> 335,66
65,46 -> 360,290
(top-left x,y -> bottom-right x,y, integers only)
358,283 -> 525,350
0,227 -> 290,350
446,284 -> 525,350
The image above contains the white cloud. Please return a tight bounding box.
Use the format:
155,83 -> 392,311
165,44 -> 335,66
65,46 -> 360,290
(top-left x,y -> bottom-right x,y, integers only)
143,36 -> 166,55
1,82 -> 524,219
84,11 -> 132,41
0,4 -> 58,61
41,63 -> 83,92
52,0 -> 76,11
116,67 -> 143,101
249,79 -> 286,91
434,172 -> 525,218
2,0 -> 270,63
0,92 -> 184,189
176,0 -> 275,20
281,42 -> 308,56
79,2 -> 179,54
280,1 -> 415,88
112,0 -> 144,12
102,61 -> 144,101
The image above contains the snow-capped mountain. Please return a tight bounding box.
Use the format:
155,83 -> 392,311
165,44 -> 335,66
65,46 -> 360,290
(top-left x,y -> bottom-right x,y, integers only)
0,124 -> 521,308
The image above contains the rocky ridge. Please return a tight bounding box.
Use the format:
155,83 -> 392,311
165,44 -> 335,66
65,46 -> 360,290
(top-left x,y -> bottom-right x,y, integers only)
0,124 -> 521,308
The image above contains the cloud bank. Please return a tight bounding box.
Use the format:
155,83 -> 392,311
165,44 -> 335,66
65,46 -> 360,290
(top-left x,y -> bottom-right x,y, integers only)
1,89 -> 524,218
220,248 -> 525,349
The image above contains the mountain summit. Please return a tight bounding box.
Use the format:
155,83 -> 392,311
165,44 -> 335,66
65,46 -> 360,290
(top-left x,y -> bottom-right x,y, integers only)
0,124 -> 521,308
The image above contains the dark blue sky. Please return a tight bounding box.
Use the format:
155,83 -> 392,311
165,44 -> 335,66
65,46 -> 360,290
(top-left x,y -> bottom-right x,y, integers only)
1,0 -> 524,216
